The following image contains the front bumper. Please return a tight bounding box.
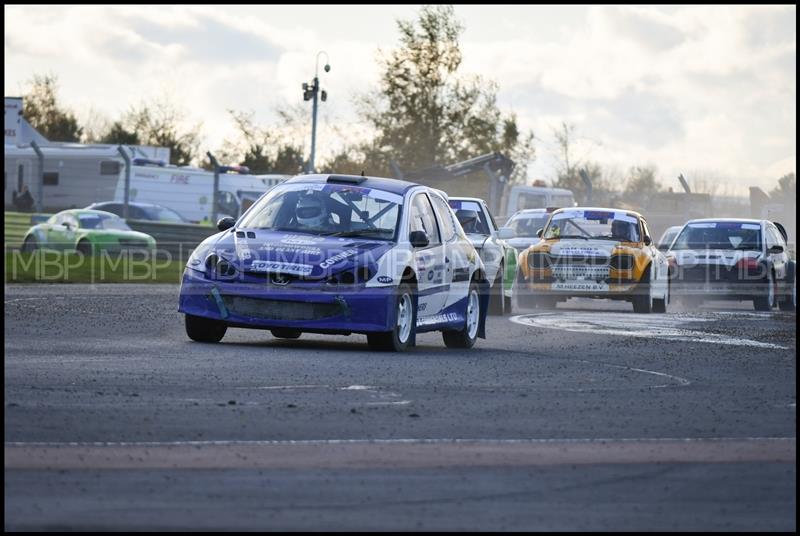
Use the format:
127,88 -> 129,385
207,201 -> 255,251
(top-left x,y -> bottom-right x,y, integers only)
178,269 -> 396,333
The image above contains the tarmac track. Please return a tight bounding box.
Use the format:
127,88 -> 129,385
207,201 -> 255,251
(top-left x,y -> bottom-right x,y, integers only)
4,284 -> 796,531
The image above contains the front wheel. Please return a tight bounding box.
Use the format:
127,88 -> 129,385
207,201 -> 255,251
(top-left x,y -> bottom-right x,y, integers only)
367,283 -> 416,352
753,270 -> 776,311
632,265 -> 654,313
185,314 -> 227,343
21,236 -> 38,252
488,265 -> 505,316
778,262 -> 796,312
442,283 -> 480,349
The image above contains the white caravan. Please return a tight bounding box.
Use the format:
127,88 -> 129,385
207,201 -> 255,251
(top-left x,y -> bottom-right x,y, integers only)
113,162 -> 290,223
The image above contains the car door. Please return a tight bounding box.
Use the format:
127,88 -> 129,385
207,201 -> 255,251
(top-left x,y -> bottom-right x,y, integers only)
46,213 -> 68,250
477,201 -> 504,285
428,193 -> 462,311
409,192 -> 448,320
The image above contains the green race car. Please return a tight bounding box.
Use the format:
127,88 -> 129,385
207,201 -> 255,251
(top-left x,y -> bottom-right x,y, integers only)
20,209 -> 156,256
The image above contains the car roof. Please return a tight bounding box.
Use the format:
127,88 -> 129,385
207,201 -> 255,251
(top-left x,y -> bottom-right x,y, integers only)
510,208 -> 550,216
685,218 -> 763,225
449,196 -> 485,204
553,206 -> 644,219
62,209 -> 120,218
284,174 -> 419,195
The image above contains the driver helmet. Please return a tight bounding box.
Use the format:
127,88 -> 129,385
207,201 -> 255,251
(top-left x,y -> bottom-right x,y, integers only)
296,194 -> 328,228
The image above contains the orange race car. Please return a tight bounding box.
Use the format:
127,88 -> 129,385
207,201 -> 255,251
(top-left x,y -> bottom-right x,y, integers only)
516,207 -> 671,313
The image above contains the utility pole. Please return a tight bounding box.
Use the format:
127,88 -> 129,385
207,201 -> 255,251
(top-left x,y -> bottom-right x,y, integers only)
302,51 -> 330,173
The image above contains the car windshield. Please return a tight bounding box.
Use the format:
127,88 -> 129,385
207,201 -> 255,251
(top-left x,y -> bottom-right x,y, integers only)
671,222 -> 762,251
448,200 -> 490,235
508,214 -> 550,237
238,182 -> 402,240
658,228 -> 680,247
78,214 -> 131,231
145,205 -> 185,223
544,209 -> 641,241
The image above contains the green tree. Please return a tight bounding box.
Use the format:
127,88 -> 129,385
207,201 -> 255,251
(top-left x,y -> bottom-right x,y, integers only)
97,121 -> 140,145
771,172 -> 796,198
123,97 -> 202,166
217,110 -> 305,174
623,165 -> 662,205
355,5 -> 534,178
22,74 -> 83,142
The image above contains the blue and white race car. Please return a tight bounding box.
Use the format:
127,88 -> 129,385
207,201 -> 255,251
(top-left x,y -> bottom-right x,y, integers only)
178,174 -> 490,351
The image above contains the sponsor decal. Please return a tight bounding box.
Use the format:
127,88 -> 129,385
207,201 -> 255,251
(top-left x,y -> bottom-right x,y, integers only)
320,249 -> 359,269
552,281 -> 609,292
281,234 -> 322,245
417,312 -> 459,326
558,247 -> 606,257
377,276 -> 393,284
251,261 -> 313,276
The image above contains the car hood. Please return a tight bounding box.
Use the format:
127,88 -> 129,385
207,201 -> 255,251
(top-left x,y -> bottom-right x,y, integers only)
87,230 -> 154,242
210,229 -> 395,279
670,248 -> 760,268
506,237 -> 540,251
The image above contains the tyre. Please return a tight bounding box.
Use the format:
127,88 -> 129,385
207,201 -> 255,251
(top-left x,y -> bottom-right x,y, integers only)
21,236 -> 38,253
653,278 -> 669,313
487,264 -> 505,316
271,328 -> 302,339
185,314 -> 227,343
503,293 -> 513,316
442,282 -> 481,349
632,264 -> 654,313
367,282 -> 416,352
778,262 -> 796,312
77,240 -> 94,257
753,269 -> 776,311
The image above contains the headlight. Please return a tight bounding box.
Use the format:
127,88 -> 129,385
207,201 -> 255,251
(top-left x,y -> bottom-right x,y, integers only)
326,265 -> 374,285
609,254 -> 635,270
205,254 -> 237,279
527,252 -> 550,269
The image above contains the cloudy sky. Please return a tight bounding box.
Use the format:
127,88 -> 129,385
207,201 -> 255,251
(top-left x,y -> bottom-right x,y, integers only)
4,4 -> 796,195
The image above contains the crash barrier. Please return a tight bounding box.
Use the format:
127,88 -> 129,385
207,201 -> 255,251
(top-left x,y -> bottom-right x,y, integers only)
4,211 -> 217,262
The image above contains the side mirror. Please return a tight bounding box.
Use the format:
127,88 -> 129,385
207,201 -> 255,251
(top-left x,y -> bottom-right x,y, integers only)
536,228 -> 543,238
62,222 -> 72,230
657,244 -> 668,252
409,230 -> 430,248
217,217 -> 236,232
497,227 -> 515,240
643,236 -> 652,246
768,244 -> 784,254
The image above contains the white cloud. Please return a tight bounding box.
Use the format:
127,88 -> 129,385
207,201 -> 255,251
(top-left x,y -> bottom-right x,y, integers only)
3,4 -> 795,195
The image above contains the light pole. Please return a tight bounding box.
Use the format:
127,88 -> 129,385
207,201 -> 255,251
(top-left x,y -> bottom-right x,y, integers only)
302,51 -> 330,173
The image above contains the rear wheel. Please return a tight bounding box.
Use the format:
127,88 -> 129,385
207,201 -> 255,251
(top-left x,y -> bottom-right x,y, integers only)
21,236 -> 38,252
754,270 -> 776,311
77,240 -> 94,257
367,283 -> 416,352
442,283 -> 481,349
271,328 -> 301,339
185,314 -> 227,343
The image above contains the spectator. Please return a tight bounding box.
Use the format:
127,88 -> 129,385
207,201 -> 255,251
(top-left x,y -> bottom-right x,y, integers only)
12,184 -> 34,212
